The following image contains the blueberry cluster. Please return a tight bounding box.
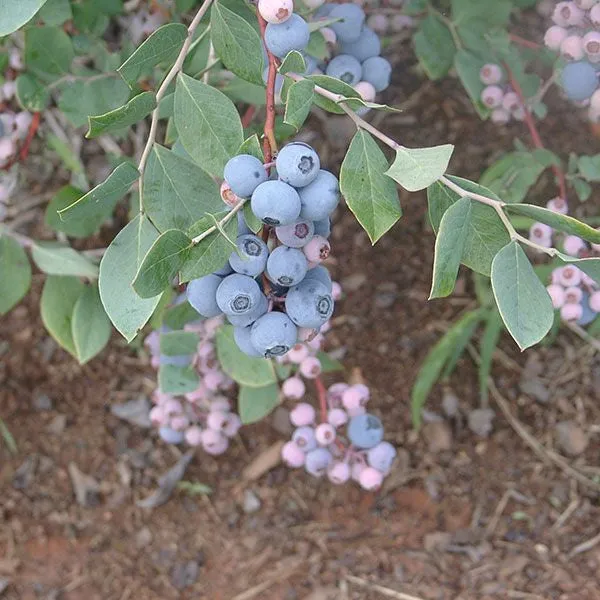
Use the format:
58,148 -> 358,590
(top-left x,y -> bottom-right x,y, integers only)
145,315 -> 243,454
543,1 -> 600,120
479,63 -> 527,124
281,382 -> 396,490
312,2 -> 392,103
187,142 -> 337,359
526,196 -> 600,325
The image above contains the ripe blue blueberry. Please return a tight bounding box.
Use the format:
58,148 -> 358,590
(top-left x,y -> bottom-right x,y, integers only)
561,61 -> 599,101
229,234 -> 269,277
325,54 -> 362,86
233,325 -> 263,357
216,273 -> 262,315
578,292 -> 597,326
275,219 -> 315,248
329,4 -> 365,43
250,311 -> 298,357
276,142 -> 320,188
298,170 -> 340,221
223,154 -> 268,198
361,56 -> 391,92
187,274 -> 223,317
303,265 -> 332,292
313,218 -> 331,238
251,180 -> 302,226
367,441 -> 396,473
340,27 -> 381,62
265,14 -> 310,58
314,3 -> 333,19
227,293 -> 268,327
304,447 -> 333,477
267,246 -> 308,286
237,212 -> 251,235
347,413 -> 384,449
214,261 -> 234,277
159,426 -> 185,444
292,425 -> 317,452
285,279 -> 334,328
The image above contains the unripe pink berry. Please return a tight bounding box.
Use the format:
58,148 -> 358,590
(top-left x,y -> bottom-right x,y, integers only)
9,50 -> 22,70
258,0 -> 293,24
223,413 -> 242,437
0,139 -> 14,162
299,356 -> 322,379
290,402 -> 316,427
590,89 -> 600,111
204,369 -> 224,391
170,414 -> 190,430
491,108 -> 511,124
582,273 -> 596,288
565,2 -> 585,24
480,63 -> 503,85
502,91 -> 521,112
281,441 -> 306,467
197,341 -> 214,359
547,284 -> 566,309
203,316 -> 224,336
282,376 -> 306,400
297,327 -> 315,342
328,407 -> 349,428
592,3 -> 600,25
210,397 -> 231,412
342,390 -> 365,416
367,13 -> 388,34
14,112 -> 31,137
342,384 -> 370,408
563,235 -> 586,256
201,428 -> 228,455
354,81 -> 377,103
560,35 -> 584,61
163,398 -> 183,415
565,286 -> 583,304
287,343 -> 310,364
320,26 -> 336,44
150,405 -> 167,425
559,265 -> 582,287
529,222 -> 553,246
553,1 -> 576,26
320,320 -> 331,333
512,106 -> 526,121
575,0 -> 597,9
331,281 -> 342,300
315,422 -> 336,445
220,181 -> 241,207
544,25 -> 568,50
303,235 -> 331,263
207,410 -> 229,431
307,333 -> 324,351
390,14 -> 414,31
561,302 -> 583,321
589,290 -> 600,312
481,85 -> 504,108
185,426 -> 203,446
327,461 -> 350,484
150,355 -> 160,369
304,0 -> 325,8
327,383 -> 348,408
583,32 -> 600,58
546,197 -> 568,214
358,466 -> 384,490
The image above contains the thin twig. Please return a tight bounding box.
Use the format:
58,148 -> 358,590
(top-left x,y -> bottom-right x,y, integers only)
563,319 -> 600,353
346,575 -> 426,600
137,0 -> 214,210
568,531 -> 600,557
190,199 -> 246,244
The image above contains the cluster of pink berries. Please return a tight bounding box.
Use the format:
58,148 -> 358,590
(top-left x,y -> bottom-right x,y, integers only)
281,382 -> 397,490
366,13 -> 415,36
145,316 -> 242,455
479,63 -> 527,124
528,197 -> 600,325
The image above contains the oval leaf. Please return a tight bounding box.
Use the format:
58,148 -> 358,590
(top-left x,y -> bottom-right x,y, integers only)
0,0 -> 49,35
31,242 -> 99,279
71,284 -> 112,364
0,235 -> 32,315
238,383 -> 280,424
386,144 -> 454,192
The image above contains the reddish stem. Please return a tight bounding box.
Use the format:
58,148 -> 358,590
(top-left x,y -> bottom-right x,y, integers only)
509,33 -> 541,50
241,104 -> 257,128
1,111 -> 41,171
315,376 -> 328,423
257,14 -> 279,163
504,63 -> 568,201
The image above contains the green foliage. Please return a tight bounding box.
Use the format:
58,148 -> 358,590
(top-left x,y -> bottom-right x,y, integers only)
16,73 -> 51,111
158,364 -> 200,394
71,284 -> 112,364
340,130 -> 401,243
25,26 -> 74,82
278,51 -> 306,75
160,331 -> 199,356
0,0 -> 49,35
31,242 -> 99,279
284,79 -> 315,131
414,15 -> 456,80
45,186 -> 89,237
238,383 -> 280,424
0,236 -> 32,315
386,145 -> 454,192
87,92 -> 157,138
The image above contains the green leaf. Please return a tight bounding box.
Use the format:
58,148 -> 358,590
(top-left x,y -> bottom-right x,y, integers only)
163,301 -> 201,330
86,91 -> 156,138
340,130 -> 401,243
143,145 -> 222,233
15,73 -> 50,111
573,177 -> 592,202
24,26 -> 74,82
284,79 -> 314,131
413,15 -> 456,80
238,135 -> 264,161
0,0 -> 50,36
158,364 -> 199,394
71,284 -> 112,364
411,309 -> 483,428
427,176 -> 510,276
316,351 -> 344,373
243,203 -> 262,234
46,134 -> 88,189
478,309 -> 503,404
37,0 -> 72,26
132,229 -> 191,299
174,73 -> 244,177
577,154 -> 600,182
454,49 -> 489,119
210,0 -> 264,85
386,144 -> 454,192
58,162 -> 139,224
118,23 -> 188,88
491,241 -> 554,350
430,196 -> 471,299
99,214 -> 161,342
40,275 -> 84,357
278,50 -> 306,75
45,186 -> 93,238
180,213 -> 238,281
159,330 -> 199,356
441,310 -> 483,378
0,235 -> 32,315
215,325 -> 276,387
505,204 -> 600,244
238,383 -> 280,424
31,242 -> 99,279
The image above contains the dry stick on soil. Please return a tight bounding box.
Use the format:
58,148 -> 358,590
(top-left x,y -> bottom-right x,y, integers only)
568,531 -> 600,557
562,319 -> 600,353
346,575 -> 426,600
136,0 -> 215,210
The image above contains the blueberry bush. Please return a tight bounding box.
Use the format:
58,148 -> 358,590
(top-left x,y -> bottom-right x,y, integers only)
1,0 -> 600,489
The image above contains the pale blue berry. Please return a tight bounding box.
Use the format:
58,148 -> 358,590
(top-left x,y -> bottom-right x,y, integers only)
367,441 -> 396,473
361,56 -> 391,92
298,170 -> 339,221
305,447 -> 333,477
233,325 -> 263,357
561,61 -> 598,101
187,274 -> 222,317
325,54 -> 362,85
265,14 -> 310,58
159,426 -> 185,444
266,246 -> 308,286
276,142 -> 320,188
250,311 -> 298,357
251,180 -> 301,226
340,26 -> 381,61
216,273 -> 262,316
329,4 -> 365,43
285,278 -> 334,328
347,413 -> 384,449
227,293 -> 268,327
224,154 -> 268,198
229,234 -> 269,277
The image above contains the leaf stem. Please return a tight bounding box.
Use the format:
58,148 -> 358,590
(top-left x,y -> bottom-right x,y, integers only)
137,0 -> 215,212
190,199 -> 246,245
